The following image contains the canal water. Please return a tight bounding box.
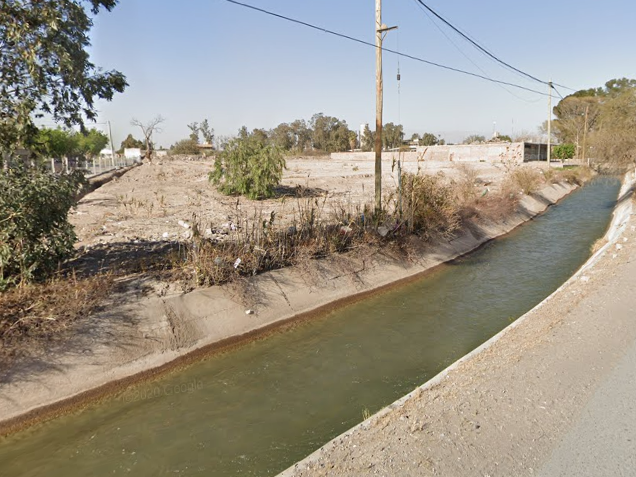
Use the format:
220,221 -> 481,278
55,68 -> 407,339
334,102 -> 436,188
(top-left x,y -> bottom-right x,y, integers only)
0,178 -> 621,476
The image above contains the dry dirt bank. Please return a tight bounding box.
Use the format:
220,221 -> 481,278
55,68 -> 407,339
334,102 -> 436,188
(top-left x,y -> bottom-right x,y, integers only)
0,176 -> 576,435
279,173 -> 635,477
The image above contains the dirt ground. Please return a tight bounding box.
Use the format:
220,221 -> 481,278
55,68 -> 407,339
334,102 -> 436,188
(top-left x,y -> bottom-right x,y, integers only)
69,155 -> 510,248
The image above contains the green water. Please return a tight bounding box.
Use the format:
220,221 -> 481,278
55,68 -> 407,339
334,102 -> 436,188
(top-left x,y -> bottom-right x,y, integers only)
0,178 -> 621,476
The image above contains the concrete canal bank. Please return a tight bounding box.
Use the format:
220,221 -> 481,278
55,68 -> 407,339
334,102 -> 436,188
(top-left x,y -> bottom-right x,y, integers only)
280,174 -> 636,476
0,181 -> 579,435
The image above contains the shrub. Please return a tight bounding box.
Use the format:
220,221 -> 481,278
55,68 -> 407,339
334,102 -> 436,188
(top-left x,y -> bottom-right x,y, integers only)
402,172 -> 461,239
553,143 -> 576,160
210,134 -> 285,199
0,168 -> 85,289
170,138 -> 201,156
509,167 -> 542,194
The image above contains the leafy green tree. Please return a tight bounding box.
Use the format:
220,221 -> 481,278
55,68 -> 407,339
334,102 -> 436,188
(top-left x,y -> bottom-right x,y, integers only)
420,132 -> 439,146
361,125 -> 375,152
497,134 -> 513,142
310,113 -> 353,153
382,123 -> 404,150
0,0 -> 127,165
290,119 -> 311,152
552,143 -> 575,160
118,134 -> 145,153
210,131 -> 285,199
553,78 -> 636,167
0,167 -> 86,288
270,123 -> 295,151
77,128 -> 109,159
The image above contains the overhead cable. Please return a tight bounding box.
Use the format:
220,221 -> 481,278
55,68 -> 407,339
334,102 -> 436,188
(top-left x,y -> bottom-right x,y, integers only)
223,0 -> 551,97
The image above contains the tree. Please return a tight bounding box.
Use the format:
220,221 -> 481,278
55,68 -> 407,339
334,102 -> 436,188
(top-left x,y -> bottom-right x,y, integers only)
310,113 -> 353,153
171,138 -> 200,155
77,128 -> 109,159
200,119 -> 214,145
382,123 -> 404,150
0,0 -> 127,166
420,132 -> 439,146
361,125 -> 375,152
131,115 -> 165,162
496,134 -> 513,142
270,123 -> 295,151
210,130 -> 285,199
290,119 -> 311,152
118,134 -> 144,153
187,122 -> 200,143
553,78 -> 636,168
463,135 -> 486,144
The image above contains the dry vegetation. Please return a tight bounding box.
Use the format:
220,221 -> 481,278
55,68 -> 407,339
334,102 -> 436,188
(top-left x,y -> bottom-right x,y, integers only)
0,273 -> 114,360
0,161 -> 594,358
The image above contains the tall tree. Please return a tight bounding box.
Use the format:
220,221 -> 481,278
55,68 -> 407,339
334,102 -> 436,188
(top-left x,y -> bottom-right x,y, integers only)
382,123 -> 404,150
420,132 -> 439,146
200,119 -> 214,145
0,0 -> 127,165
118,134 -> 144,153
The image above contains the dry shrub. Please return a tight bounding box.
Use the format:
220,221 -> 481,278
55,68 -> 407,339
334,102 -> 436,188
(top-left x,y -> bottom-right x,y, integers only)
454,163 -> 480,206
556,166 -> 594,186
0,273 -> 114,358
402,172 -> 461,240
176,202 -> 370,288
509,166 -> 543,194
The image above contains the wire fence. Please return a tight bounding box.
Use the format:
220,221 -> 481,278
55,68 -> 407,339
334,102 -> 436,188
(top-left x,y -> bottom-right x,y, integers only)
50,155 -> 141,177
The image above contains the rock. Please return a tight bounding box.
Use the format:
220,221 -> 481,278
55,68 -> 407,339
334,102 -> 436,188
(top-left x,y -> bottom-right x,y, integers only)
616,243 -> 623,250
377,225 -> 390,237
234,258 -> 242,269
580,275 -> 590,282
162,232 -> 169,239
178,220 -> 190,229
340,225 -> 353,234
287,225 -> 297,235
245,309 -> 254,315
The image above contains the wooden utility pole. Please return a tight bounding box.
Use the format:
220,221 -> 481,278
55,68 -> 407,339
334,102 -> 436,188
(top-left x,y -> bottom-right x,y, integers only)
374,0 -> 397,215
583,104 -> 589,166
547,81 -> 552,165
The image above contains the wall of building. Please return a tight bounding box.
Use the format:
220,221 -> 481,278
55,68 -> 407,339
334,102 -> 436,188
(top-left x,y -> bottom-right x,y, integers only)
331,143 -> 527,163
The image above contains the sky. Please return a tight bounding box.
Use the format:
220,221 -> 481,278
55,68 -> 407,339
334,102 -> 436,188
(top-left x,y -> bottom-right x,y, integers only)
88,0 -> 636,148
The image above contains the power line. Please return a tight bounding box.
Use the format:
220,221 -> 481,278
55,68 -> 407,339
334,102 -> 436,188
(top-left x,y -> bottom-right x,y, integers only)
412,0 -> 541,104
412,0 -> 575,92
223,0 -> 551,97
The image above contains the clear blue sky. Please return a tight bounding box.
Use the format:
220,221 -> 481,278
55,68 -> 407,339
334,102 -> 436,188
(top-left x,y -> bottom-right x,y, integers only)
89,0 -> 636,148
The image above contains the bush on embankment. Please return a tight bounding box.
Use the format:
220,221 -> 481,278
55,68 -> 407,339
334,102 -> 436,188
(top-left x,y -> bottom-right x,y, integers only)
0,168 -> 86,290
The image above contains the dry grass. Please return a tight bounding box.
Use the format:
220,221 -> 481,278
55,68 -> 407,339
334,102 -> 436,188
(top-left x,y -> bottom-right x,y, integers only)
508,167 -> 543,195
0,273 -> 114,359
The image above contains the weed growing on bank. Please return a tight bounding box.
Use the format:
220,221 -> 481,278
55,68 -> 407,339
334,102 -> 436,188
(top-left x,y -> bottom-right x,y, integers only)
0,273 -> 114,360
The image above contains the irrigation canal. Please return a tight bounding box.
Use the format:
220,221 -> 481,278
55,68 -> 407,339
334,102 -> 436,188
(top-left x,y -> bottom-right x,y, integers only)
0,177 -> 621,476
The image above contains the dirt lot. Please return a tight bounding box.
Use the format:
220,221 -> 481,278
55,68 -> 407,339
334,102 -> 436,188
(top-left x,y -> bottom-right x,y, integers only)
69,155 -> 510,248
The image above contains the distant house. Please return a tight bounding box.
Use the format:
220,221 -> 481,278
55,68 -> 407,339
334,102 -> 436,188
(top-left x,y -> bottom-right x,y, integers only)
124,148 -> 142,161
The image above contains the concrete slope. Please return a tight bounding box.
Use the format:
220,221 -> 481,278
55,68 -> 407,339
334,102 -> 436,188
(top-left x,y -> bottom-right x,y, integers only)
280,173 -> 636,477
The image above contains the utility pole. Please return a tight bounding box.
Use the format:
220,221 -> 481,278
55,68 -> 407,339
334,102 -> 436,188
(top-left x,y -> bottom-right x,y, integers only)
107,120 -> 116,168
583,104 -> 589,167
374,0 -> 397,215
547,81 -> 552,165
